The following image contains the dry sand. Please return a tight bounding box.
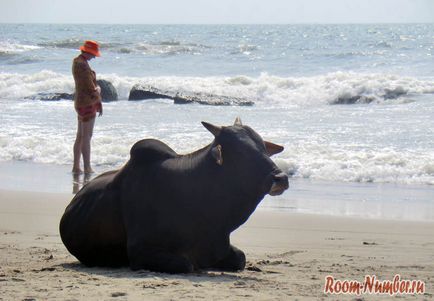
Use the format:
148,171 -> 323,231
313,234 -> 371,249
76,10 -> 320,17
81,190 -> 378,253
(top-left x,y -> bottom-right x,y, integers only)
0,189 -> 433,300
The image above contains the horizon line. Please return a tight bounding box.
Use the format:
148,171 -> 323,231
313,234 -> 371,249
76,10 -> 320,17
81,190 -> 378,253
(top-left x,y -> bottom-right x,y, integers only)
1,21 -> 434,25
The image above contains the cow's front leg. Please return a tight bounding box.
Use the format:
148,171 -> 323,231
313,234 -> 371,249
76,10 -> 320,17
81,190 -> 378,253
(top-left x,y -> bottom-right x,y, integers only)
128,244 -> 194,273
212,244 -> 246,271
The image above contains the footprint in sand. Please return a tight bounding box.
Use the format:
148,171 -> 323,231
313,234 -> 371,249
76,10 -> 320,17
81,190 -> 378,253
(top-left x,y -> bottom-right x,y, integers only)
267,250 -> 306,259
111,292 -> 127,297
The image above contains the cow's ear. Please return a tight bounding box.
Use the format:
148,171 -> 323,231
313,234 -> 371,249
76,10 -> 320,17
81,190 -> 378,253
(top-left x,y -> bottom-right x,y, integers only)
234,117 -> 242,126
211,144 -> 223,166
264,141 -> 284,156
202,121 -> 222,137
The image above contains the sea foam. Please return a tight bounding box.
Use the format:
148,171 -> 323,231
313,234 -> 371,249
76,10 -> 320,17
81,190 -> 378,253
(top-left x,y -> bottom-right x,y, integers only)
1,70 -> 433,106
0,41 -> 41,55
1,93 -> 433,186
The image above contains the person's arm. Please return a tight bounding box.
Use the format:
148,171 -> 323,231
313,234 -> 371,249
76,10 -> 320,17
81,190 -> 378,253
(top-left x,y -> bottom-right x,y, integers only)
97,101 -> 103,117
73,61 -> 96,95
91,71 -> 102,101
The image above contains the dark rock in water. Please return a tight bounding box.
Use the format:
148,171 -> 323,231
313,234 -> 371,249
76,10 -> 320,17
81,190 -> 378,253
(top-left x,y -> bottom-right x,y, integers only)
25,80 -> 118,102
173,95 -> 199,104
128,85 -> 173,101
25,80 -> 117,102
128,84 -> 254,106
333,95 -> 360,104
174,93 -> 254,106
332,87 -> 408,105
97,79 -> 118,102
383,87 -> 407,100
25,92 -> 74,101
332,95 -> 375,105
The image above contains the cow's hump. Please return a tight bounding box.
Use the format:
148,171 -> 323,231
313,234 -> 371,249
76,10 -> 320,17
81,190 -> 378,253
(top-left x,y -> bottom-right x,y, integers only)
130,139 -> 177,164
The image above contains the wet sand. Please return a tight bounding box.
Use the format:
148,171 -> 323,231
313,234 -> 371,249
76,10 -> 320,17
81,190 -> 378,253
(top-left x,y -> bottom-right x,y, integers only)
0,189 -> 433,300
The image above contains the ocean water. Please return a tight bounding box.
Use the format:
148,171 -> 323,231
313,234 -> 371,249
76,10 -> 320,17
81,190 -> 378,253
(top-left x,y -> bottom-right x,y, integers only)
1,24 -> 433,220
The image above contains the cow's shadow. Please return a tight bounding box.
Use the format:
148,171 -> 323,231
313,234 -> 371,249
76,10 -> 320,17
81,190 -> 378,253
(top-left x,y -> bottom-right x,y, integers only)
59,262 -> 262,284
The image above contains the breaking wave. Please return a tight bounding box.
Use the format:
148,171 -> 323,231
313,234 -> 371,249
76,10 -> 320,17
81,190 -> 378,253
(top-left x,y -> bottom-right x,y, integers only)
0,41 -> 41,55
1,70 -> 433,186
122,40 -> 210,56
37,39 -> 124,50
276,147 -> 434,186
34,38 -> 210,56
0,103 -> 433,186
37,38 -> 83,49
1,70 -> 433,106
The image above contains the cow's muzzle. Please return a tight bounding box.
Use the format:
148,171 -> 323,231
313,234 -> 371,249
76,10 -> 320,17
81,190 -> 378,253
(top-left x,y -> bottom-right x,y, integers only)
269,172 -> 289,196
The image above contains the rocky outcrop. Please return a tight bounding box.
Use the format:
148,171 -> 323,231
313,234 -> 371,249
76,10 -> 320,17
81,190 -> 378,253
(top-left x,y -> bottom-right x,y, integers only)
128,85 -> 173,101
332,95 -> 375,105
128,84 -> 254,106
25,93 -> 74,101
331,87 -> 408,105
26,80 -> 118,102
383,87 -> 407,100
97,79 -> 118,102
173,93 -> 254,106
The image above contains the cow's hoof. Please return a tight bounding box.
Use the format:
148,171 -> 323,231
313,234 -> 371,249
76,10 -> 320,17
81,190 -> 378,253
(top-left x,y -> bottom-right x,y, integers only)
130,252 -> 194,274
213,245 -> 246,271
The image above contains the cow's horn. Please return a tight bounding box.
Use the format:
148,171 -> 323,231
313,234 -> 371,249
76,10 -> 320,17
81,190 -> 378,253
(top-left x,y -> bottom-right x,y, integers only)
234,117 -> 243,126
201,122 -> 222,137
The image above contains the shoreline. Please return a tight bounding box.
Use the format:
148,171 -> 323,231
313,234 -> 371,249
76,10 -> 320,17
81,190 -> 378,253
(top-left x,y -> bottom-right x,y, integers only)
1,160 -> 433,222
0,189 -> 433,300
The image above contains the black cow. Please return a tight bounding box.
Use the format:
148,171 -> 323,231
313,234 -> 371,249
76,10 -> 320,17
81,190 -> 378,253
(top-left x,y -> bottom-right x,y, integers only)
60,118 -> 289,273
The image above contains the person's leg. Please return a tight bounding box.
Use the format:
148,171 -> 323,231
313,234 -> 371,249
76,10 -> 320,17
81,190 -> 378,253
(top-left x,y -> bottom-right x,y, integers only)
72,119 -> 83,173
81,117 -> 96,174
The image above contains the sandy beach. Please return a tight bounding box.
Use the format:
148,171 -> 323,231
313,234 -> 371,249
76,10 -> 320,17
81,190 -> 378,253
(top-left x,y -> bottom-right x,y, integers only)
0,189 -> 433,300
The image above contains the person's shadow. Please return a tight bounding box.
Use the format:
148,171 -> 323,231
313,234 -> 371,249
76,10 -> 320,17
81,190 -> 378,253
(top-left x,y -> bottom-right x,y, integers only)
72,172 -> 93,194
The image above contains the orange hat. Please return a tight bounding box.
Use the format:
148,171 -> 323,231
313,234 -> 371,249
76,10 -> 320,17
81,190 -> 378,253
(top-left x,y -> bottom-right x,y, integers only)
80,40 -> 101,57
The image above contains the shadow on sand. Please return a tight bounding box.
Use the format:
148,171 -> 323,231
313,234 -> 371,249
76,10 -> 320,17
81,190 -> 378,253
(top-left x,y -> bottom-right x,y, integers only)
58,261 -> 263,284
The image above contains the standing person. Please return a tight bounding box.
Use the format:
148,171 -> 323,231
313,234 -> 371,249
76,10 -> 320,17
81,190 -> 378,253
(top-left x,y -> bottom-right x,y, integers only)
72,40 -> 103,174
